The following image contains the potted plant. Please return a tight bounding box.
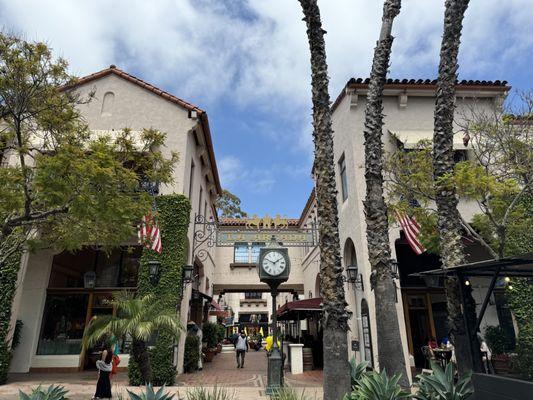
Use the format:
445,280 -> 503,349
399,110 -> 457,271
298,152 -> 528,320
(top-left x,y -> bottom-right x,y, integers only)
202,322 -> 218,362
215,324 -> 225,353
484,325 -> 515,375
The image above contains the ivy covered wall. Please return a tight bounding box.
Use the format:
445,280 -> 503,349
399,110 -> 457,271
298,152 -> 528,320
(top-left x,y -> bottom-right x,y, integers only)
0,235 -> 22,384
128,194 -> 191,385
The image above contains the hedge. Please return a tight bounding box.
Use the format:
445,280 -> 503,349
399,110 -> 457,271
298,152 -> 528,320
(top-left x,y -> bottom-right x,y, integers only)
128,194 -> 191,385
0,235 -> 22,384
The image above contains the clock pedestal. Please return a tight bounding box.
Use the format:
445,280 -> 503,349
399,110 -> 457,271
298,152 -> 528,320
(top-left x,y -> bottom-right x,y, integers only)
266,287 -> 283,395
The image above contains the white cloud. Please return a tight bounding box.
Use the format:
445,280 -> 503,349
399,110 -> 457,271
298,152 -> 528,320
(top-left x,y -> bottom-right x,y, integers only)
1,0 -> 530,158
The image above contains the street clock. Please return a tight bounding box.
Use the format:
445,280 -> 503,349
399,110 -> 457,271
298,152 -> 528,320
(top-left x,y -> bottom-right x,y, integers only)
257,247 -> 290,285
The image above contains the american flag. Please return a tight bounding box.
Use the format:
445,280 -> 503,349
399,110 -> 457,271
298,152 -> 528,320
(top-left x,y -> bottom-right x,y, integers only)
138,214 -> 162,253
394,210 -> 426,255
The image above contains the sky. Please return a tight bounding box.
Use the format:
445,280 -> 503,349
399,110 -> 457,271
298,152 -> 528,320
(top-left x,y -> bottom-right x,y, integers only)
1,0 -> 531,218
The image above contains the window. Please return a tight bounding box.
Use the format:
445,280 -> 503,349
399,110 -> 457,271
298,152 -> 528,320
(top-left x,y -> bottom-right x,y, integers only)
198,187 -> 203,216
339,154 -> 348,202
245,292 -> 262,300
234,243 -> 249,263
188,159 -> 195,198
233,242 -> 265,263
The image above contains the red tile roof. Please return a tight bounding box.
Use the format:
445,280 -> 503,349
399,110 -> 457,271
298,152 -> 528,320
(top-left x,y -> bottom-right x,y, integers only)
218,218 -> 300,227
62,65 -> 222,194
332,77 -> 511,113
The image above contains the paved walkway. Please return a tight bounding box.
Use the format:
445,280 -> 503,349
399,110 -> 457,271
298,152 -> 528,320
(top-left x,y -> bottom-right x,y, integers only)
2,350 -> 323,399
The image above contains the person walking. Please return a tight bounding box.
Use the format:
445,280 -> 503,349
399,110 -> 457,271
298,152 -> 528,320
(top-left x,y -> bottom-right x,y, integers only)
235,331 -> 248,368
92,342 -> 113,399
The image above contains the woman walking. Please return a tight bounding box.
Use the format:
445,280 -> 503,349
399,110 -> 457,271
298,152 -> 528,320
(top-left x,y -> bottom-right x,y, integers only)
93,342 -> 113,399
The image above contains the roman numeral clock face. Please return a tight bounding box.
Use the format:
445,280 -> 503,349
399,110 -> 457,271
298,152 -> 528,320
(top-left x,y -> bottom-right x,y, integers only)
262,250 -> 287,276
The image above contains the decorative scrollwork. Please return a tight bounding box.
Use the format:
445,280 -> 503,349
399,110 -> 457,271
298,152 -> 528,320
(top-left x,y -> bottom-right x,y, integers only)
192,213 -> 217,263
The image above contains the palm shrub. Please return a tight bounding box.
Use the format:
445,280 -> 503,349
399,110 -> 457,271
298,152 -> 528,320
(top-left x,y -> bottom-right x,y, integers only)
82,292 -> 181,385
186,386 -> 235,400
18,384 -> 69,400
271,387 -> 310,400
127,384 -> 175,400
184,335 -> 200,373
343,369 -> 410,400
414,362 -> 473,400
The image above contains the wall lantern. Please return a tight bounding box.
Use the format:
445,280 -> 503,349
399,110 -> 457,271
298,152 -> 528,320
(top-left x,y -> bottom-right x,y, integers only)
148,260 -> 161,285
180,265 -> 195,295
344,265 -> 364,291
84,271 -> 96,289
390,259 -> 399,278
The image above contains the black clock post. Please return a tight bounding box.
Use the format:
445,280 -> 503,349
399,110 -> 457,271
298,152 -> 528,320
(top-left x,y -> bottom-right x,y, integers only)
257,244 -> 291,395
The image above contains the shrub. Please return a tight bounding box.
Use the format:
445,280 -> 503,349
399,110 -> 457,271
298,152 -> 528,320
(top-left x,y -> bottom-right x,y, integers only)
414,362 -> 473,400
186,386 -> 235,400
512,324 -> 533,381
215,324 -> 226,344
127,384 -> 175,400
18,384 -> 69,400
184,335 -> 200,373
344,369 -> 410,400
271,388 -> 310,400
348,357 -> 370,388
202,322 -> 219,349
484,325 -> 514,355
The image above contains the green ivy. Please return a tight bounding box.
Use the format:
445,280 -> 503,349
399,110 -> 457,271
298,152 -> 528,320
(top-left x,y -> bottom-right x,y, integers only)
0,234 -> 22,384
183,335 -> 200,373
128,194 -> 191,386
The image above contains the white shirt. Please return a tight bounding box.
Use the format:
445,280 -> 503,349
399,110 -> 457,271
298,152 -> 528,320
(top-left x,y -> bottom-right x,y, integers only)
236,336 -> 247,351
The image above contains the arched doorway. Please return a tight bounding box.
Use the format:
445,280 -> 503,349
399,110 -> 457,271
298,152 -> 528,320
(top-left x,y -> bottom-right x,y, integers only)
361,299 -> 374,367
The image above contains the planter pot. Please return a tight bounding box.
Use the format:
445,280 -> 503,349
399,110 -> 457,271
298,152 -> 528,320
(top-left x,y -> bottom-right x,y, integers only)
204,349 -> 216,362
492,354 -> 512,375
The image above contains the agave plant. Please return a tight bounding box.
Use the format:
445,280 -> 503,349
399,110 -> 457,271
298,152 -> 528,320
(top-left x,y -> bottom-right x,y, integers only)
185,386 -> 235,400
414,362 -> 473,400
344,369 -> 411,400
271,387 -> 310,400
127,384 -> 175,400
349,358 -> 370,388
18,384 -> 69,400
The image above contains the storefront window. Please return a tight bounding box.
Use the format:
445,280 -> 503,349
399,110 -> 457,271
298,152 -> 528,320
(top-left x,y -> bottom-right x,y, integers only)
37,294 -> 89,355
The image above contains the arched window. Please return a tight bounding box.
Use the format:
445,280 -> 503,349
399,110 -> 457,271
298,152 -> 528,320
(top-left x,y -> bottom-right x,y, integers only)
343,238 -> 357,269
101,91 -> 115,116
361,299 -> 374,367
314,274 -> 321,298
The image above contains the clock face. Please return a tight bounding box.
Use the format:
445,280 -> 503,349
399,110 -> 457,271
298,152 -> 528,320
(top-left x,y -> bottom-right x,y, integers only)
262,250 -> 287,276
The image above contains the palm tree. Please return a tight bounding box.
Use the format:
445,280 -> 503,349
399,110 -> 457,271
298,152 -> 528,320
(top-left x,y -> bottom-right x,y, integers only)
432,0 -> 482,373
82,292 -> 181,384
298,1 -> 351,399
362,0 -> 409,385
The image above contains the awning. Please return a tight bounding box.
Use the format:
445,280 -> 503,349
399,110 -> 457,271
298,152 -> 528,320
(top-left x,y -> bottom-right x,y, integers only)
277,297 -> 323,321
210,299 -> 222,311
389,130 -> 470,150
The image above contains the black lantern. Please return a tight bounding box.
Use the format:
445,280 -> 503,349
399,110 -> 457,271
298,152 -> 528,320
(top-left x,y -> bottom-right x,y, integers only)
390,260 -> 399,278
345,265 -> 364,290
84,271 -> 96,289
180,265 -> 195,296
148,260 -> 161,284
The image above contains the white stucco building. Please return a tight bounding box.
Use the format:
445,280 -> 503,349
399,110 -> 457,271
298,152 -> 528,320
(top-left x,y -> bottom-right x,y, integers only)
7,68 -> 515,380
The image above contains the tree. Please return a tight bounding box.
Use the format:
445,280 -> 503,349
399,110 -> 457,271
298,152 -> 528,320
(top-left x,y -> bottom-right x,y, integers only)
82,292 -> 181,384
434,0 -> 479,373
0,33 -> 177,380
298,1 -> 351,398
361,0 -> 408,384
215,189 -> 247,218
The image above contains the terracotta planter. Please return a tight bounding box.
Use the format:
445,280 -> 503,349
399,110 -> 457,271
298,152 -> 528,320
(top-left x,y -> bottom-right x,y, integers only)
204,348 -> 216,362
492,354 -> 512,375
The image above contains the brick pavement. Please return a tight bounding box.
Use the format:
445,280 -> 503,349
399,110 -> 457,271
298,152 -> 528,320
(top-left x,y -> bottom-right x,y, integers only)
1,350 -> 323,399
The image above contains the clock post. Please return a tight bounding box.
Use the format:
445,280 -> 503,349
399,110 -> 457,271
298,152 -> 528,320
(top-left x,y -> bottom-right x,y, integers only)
257,241 -> 290,395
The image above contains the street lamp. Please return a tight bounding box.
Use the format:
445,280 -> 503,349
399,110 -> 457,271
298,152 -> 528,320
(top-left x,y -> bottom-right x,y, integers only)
390,259 -> 399,278
148,260 -> 161,285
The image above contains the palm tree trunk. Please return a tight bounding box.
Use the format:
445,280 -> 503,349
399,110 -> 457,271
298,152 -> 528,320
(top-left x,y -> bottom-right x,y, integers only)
362,0 -> 409,386
132,339 -> 153,384
298,1 -> 351,398
433,0 -> 482,373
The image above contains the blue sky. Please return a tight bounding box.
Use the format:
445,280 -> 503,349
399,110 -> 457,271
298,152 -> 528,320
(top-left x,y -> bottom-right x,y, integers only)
1,0 -> 531,217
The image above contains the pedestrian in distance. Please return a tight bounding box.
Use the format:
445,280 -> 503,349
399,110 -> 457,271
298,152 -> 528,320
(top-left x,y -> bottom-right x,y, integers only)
235,331 -> 249,368
92,341 -> 113,400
